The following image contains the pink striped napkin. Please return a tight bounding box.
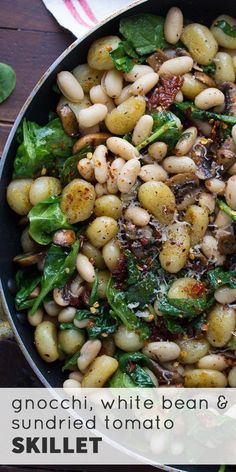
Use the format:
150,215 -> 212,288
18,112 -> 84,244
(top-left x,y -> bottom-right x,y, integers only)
42,0 -> 139,38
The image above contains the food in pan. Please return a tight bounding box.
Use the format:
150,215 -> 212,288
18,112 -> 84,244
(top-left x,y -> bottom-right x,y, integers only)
6,7 -> 236,388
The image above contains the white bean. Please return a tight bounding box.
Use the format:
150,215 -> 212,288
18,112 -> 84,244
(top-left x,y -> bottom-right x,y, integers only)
148,142 -> 167,161
102,239 -> 121,270
114,325 -> 144,351
197,354 -> 228,371
78,104 -> 108,128
132,115 -> 154,145
205,178 -> 225,195
89,85 -> 114,111
214,210 -> 232,229
77,158 -> 94,181
28,308 -> 44,327
142,341 -> 180,362
163,156 -> 196,173
175,90 -> 184,102
103,70 -> 123,98
214,286 -> 236,304
124,206 -> 150,227
58,307 -> 76,323
69,371 -> 83,382
43,300 -> 61,317
131,72 -> 159,96
106,137 -> 139,160
195,88 -> 225,110
117,158 -> 141,193
232,124 -> 236,146
57,71 -> 84,103
76,253 -> 95,283
77,339 -> 102,372
225,175 -> 236,210
175,127 -> 198,156
201,235 -> 225,265
92,145 -> 108,184
164,7 -> 183,44
63,379 -> 81,390
159,56 -> 193,76
114,85 -> 132,105
124,64 -> 154,82
139,163 -> 168,182
198,192 -> 215,214
95,183 -> 107,197
107,157 -> 125,194
228,366 -> 236,387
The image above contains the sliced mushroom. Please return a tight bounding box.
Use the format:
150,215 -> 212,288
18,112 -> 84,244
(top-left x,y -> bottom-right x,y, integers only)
147,48 -> 170,72
218,234 -> 236,255
53,229 -> 76,247
221,81 -> 236,116
57,104 -> 79,137
73,133 -> 111,154
166,172 -> 200,210
148,358 -> 184,385
194,71 -> 216,88
216,137 -> 236,172
63,274 -> 84,307
13,251 -> 45,267
191,139 -> 214,180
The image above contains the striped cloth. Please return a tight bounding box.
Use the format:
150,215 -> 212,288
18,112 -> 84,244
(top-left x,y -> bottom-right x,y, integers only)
42,0 -> 139,38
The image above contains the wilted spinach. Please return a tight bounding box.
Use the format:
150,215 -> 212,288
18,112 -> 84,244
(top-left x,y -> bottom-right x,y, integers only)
0,63 -> 16,103
15,268 -> 41,311
75,305 -> 117,337
62,350 -> 80,372
126,271 -> 158,307
60,146 -> 92,186
207,267 -> 236,291
136,111 -> 181,151
29,240 -> 80,315
89,272 -> 99,306
28,196 -> 72,245
13,118 -> 74,179
110,40 -> 144,72
109,369 -> 137,387
59,323 -> 77,331
174,101 -> 236,125
214,20 -> 236,37
125,250 -> 140,285
120,14 -> 168,55
106,279 -> 150,341
118,352 -> 155,387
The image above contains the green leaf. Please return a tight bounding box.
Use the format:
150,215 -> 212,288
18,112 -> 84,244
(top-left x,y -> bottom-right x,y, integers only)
28,196 -> 73,245
109,369 -> 137,387
59,323 -> 77,330
214,20 -> 236,37
174,101 -> 236,125
125,250 -> 140,285
89,272 -> 99,306
207,267 -> 236,291
13,118 -> 74,179
118,352 -> 155,387
169,295 -> 214,316
62,350 -> 80,372
110,40 -> 144,72
120,14 -> 168,55
126,271 -> 158,307
15,268 -> 41,311
218,466 -> 226,472
136,111 -> 181,151
106,279 -> 150,341
0,63 -> 16,103
217,199 -> 236,222
75,306 -> 117,338
202,63 -> 216,76
29,240 -> 80,315
60,146 -> 92,186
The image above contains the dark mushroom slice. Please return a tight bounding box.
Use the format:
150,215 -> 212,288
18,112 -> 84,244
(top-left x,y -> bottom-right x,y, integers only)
191,139 -> 215,180
218,233 -> 236,255
146,48 -> 170,72
166,172 -> 200,210
194,71 -> 216,88
148,358 -> 184,385
221,81 -> 236,116
13,251 -> 45,267
73,133 -> 111,154
53,229 -> 76,247
216,137 -> 236,172
57,103 -> 79,137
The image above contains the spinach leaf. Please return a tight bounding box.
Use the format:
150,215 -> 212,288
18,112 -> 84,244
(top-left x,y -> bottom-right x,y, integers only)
29,240 -> 80,315
126,271 -> 158,307
60,146 -> 92,186
119,352 -> 155,387
214,20 -> 236,37
120,14 -> 168,55
0,63 -> 16,103
202,63 -> 216,76
59,323 -> 77,330
109,369 -> 137,387
174,101 -> 236,125
28,196 -> 72,245
217,199 -> 236,222
106,279 -> 150,341
62,350 -> 80,372
207,267 -> 236,291
75,306 -> 117,337
110,40 -> 144,72
89,272 -> 99,306
169,295 -> 214,315
13,118 -> 74,179
125,250 -> 140,285
136,111 -> 181,151
15,268 -> 41,311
